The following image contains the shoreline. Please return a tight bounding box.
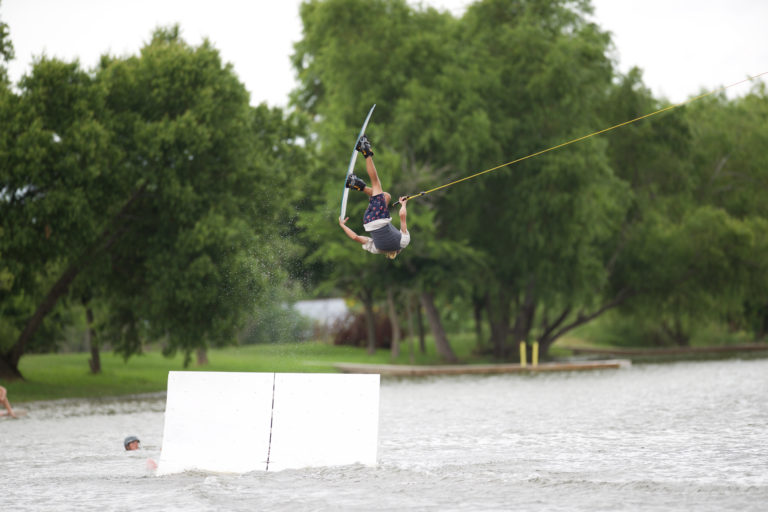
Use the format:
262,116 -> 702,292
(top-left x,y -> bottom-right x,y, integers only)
335,359 -> 631,377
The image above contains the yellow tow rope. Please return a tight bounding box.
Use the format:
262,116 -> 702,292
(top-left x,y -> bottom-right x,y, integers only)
395,71 -> 768,206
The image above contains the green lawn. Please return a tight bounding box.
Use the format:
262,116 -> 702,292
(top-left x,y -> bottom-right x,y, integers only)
0,331 -> 638,404
5,334 -> 509,403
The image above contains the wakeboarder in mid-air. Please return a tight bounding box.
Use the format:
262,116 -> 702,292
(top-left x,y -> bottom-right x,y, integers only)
338,135 -> 410,259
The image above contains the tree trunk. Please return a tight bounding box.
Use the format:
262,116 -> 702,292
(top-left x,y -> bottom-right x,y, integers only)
420,291 -> 458,363
472,292 -> 484,352
0,183 -> 146,380
538,288 -> 635,357
387,287 -> 401,360
196,348 -> 209,366
510,277 -> 537,350
416,296 -> 426,354
0,356 -> 23,381
85,306 -> 101,374
361,289 -> 376,355
537,306 -> 572,360
661,317 -> 690,347
405,293 -> 416,364
1,260 -> 84,379
757,301 -> 768,341
486,288 -> 510,358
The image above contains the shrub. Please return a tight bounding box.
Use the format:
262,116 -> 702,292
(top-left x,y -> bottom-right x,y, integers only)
331,312 -> 392,348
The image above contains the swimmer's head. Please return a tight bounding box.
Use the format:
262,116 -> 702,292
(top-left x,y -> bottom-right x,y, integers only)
124,436 -> 140,451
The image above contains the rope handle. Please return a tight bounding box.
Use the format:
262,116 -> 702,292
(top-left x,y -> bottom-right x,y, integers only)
392,191 -> 425,208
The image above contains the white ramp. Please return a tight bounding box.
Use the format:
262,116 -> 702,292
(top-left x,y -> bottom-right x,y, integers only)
156,372 -> 379,475
157,372 -> 274,474
267,373 -> 380,471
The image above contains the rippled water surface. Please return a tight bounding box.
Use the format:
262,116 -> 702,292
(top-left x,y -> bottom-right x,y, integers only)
2,359 -> 767,511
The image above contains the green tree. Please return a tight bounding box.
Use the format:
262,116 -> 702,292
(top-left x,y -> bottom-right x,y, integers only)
742,217 -> 768,339
293,0 -> 472,356
687,85 -> 768,218
684,85 -> 768,339
292,0 -> 765,359
0,27 -> 304,378
0,55 -> 116,377
405,208 -> 488,362
91,29 -> 307,367
427,0 -> 633,359
0,2 -> 14,298
610,207 -> 755,346
596,78 -> 767,347
0,0 -> 12,83
292,0 -> 631,360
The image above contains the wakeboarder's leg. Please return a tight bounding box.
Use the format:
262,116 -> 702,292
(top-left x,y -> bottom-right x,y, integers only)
365,157 -> 383,196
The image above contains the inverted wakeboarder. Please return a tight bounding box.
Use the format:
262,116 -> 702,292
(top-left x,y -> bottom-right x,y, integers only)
338,135 -> 410,259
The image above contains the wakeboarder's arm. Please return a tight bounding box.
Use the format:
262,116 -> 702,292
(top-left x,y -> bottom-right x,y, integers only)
398,197 -> 408,234
339,217 -> 368,245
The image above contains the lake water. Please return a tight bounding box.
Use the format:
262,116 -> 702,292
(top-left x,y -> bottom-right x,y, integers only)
1,358 -> 767,511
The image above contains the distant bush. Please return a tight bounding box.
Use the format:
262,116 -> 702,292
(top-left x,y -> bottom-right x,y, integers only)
331,312 -> 392,349
570,310 -> 755,348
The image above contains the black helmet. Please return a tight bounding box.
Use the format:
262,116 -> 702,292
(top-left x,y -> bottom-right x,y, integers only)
124,436 -> 140,449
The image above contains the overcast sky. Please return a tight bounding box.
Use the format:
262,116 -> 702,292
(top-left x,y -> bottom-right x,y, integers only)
3,0 -> 767,107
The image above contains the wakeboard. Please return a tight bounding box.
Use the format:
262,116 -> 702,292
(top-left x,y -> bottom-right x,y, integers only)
340,104 -> 376,220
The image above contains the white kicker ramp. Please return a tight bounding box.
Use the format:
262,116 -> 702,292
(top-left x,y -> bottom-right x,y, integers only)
156,372 -> 380,475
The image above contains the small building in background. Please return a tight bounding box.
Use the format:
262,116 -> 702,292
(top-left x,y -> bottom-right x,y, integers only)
293,298 -> 349,325
293,298 -> 350,342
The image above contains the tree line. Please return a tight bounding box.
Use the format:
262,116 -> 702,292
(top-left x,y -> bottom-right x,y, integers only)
1,0 -> 766,379
292,0 -> 767,359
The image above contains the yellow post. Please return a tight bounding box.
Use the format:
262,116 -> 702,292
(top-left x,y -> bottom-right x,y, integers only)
532,341 -> 539,367
519,341 -> 527,367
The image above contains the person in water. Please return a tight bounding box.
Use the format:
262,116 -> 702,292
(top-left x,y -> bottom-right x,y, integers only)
339,135 -> 410,259
124,436 -> 141,451
0,386 -> 18,418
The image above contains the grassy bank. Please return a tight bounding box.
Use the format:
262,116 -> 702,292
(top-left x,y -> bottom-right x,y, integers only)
5,334 -> 501,403
6,332 -> 761,404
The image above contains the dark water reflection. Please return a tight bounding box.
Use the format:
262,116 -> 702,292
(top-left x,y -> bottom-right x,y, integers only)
1,359 -> 766,511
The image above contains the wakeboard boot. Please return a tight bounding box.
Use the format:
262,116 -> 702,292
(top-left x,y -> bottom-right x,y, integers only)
356,134 -> 374,158
345,173 -> 367,191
